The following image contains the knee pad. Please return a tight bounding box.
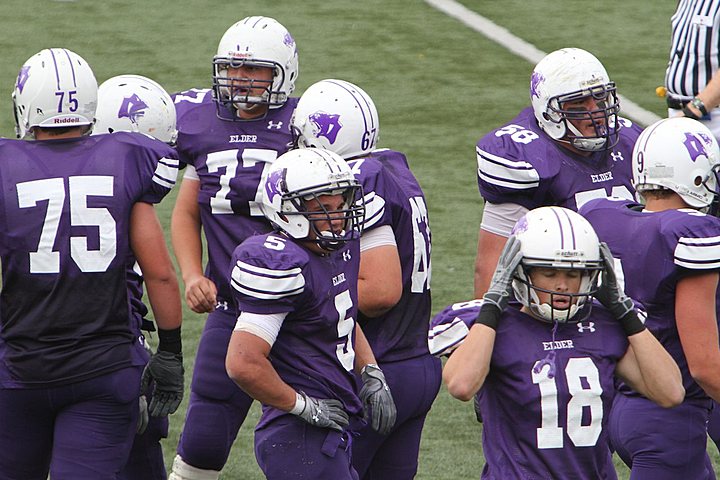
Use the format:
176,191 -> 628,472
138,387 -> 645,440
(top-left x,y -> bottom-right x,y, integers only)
168,455 -> 220,480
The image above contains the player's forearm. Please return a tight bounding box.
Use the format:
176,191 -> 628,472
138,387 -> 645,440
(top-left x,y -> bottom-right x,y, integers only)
353,324 -> 378,373
443,323 -> 495,401
627,330 -> 684,407
226,334 -> 297,411
145,275 -> 183,331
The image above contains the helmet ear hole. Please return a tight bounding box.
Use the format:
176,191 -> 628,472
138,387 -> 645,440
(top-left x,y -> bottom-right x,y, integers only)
695,176 -> 703,187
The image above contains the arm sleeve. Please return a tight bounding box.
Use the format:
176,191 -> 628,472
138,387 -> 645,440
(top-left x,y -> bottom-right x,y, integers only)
234,311 -> 289,346
480,202 -> 529,237
360,224 -> 396,252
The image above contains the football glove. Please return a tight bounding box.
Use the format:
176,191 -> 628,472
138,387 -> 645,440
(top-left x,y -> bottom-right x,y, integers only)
360,364 -> 397,435
291,391 -> 349,432
482,236 -> 522,312
141,351 -> 184,417
595,242 -> 645,335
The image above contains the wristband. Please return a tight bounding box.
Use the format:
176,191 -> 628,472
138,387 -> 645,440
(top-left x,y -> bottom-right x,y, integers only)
474,303 -> 502,331
682,103 -> 701,120
157,326 -> 182,354
619,310 -> 646,336
289,391 -> 306,415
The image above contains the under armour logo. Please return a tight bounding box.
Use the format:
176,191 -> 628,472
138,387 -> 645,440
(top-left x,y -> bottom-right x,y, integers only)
343,250 -> 352,262
610,151 -> 624,163
215,300 -> 228,311
577,322 -> 596,333
267,120 -> 283,130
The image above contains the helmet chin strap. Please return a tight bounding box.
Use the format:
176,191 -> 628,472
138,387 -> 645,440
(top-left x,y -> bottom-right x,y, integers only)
565,121 -> 607,152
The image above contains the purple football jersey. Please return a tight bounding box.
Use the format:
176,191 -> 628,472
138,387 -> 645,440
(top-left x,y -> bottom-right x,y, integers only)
229,233 -> 363,428
479,306 -> 627,480
172,89 -> 298,304
428,299 -> 483,356
476,107 -> 640,211
0,133 -> 178,387
581,197 -> 720,400
348,150 -> 432,361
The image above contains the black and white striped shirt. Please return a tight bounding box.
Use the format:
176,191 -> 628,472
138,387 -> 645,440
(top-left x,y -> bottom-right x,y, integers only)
665,0 -> 720,100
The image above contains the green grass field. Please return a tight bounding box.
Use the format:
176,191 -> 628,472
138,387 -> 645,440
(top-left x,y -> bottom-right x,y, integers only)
0,0 -> 711,478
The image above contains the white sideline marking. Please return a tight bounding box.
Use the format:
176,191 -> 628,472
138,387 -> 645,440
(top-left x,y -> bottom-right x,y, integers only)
424,0 -> 662,127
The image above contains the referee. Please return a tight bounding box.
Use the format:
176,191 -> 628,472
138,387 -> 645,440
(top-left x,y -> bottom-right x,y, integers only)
665,0 -> 720,138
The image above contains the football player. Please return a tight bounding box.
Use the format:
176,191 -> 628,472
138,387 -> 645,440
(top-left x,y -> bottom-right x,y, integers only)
94,74 -> 179,480
0,48 -> 183,478
226,148 -> 394,479
168,16 -> 299,480
580,117 -> 720,479
444,207 -> 684,479
292,79 -> 437,480
474,48 -> 642,299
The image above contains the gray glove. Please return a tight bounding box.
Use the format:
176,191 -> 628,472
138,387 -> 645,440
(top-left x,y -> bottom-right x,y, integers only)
141,351 -> 184,417
360,364 -> 397,435
291,391 -> 349,432
595,243 -> 634,319
137,395 -> 149,435
483,236 -> 523,312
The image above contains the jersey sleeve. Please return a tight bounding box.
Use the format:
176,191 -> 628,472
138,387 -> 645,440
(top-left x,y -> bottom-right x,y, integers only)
671,216 -> 720,270
351,158 -> 392,232
428,299 -> 483,357
229,235 -> 308,314
114,132 -> 179,204
476,125 -> 558,211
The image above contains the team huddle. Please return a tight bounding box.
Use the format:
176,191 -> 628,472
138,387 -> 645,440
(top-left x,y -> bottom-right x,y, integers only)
0,12 -> 718,480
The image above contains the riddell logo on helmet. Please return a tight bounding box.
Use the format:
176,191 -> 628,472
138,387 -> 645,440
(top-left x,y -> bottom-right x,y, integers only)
53,118 -> 79,125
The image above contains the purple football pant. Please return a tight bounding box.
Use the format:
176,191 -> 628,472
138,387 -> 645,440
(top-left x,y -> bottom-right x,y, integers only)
177,308 -> 254,470
118,412 -> 169,480
609,393 -> 715,480
352,354 -> 442,480
255,415 -> 359,480
707,401 -> 720,455
0,366 -> 141,480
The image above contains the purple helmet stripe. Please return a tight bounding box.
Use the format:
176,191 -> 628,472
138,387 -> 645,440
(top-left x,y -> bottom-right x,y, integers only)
49,49 -> 61,90
549,207 -> 565,249
61,49 -> 77,88
327,79 -> 375,131
560,207 -> 578,249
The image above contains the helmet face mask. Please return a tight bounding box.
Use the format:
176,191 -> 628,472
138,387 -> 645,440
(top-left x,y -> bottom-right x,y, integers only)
13,48 -> 98,139
212,16 -> 298,120
530,48 -> 620,152
633,117 -> 720,212
261,148 -> 365,252
291,79 -> 379,160
511,207 -> 603,323
94,74 -> 178,145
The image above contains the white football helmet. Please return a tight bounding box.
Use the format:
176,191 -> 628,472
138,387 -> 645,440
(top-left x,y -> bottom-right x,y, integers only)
12,48 -> 97,139
511,206 -> 602,323
633,117 -> 720,211
94,75 -> 178,144
213,16 -> 298,118
530,48 -> 620,152
261,148 -> 365,251
292,79 -> 379,160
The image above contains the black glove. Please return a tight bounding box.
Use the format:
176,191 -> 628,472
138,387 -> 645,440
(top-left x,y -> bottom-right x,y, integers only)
137,395 -> 149,435
595,243 -> 645,335
473,392 -> 483,423
141,351 -> 184,417
291,391 -> 349,432
360,364 -> 397,435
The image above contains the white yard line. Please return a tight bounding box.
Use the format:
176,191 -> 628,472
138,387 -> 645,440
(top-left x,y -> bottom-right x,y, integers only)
424,0 -> 662,127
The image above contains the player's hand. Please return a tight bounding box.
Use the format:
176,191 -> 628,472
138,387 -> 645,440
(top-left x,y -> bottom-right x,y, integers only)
360,364 -> 397,435
141,351 -> 185,417
482,236 -> 522,312
137,395 -> 149,434
595,243 -> 634,320
291,391 -> 349,432
184,274 -> 217,313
